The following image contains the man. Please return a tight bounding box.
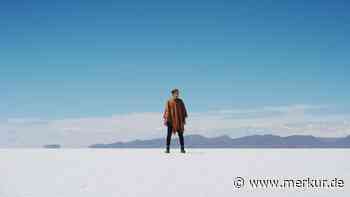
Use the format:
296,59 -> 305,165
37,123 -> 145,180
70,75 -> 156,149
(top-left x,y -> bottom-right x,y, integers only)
163,88 -> 188,153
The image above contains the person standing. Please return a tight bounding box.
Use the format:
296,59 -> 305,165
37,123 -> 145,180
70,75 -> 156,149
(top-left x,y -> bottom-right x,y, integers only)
163,89 -> 188,153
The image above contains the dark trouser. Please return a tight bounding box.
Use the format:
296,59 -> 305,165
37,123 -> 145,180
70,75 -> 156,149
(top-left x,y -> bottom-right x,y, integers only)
166,122 -> 184,149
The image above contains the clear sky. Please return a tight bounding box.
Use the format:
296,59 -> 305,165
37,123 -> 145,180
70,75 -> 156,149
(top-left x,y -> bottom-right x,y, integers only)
1,0 -> 350,147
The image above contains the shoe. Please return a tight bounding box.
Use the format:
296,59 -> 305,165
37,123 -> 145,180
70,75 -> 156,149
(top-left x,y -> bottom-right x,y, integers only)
165,147 -> 170,153
180,148 -> 186,153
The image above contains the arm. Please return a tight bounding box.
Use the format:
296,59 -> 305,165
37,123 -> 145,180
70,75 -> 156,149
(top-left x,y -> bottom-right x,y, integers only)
181,100 -> 188,123
163,101 -> 169,126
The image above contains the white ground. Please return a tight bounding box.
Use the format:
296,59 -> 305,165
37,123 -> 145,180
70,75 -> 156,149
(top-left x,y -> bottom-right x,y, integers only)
0,149 -> 349,197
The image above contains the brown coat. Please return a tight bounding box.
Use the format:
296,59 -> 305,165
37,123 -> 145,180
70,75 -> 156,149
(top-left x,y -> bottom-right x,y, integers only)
163,98 -> 188,133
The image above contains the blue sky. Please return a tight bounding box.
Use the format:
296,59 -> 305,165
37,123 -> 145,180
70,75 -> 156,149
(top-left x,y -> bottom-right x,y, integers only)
1,0 -> 350,146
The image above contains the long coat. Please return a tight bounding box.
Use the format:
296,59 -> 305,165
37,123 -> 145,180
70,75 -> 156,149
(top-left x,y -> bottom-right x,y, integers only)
163,98 -> 188,133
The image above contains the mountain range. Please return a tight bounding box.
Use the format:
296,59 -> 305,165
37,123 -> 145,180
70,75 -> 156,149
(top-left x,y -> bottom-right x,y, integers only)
89,134 -> 350,148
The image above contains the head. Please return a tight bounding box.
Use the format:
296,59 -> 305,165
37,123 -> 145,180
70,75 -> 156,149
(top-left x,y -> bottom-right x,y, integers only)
171,88 -> 180,99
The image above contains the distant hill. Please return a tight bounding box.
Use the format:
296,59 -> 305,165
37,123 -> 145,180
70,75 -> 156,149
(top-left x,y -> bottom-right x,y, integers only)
89,134 -> 350,148
43,144 -> 61,149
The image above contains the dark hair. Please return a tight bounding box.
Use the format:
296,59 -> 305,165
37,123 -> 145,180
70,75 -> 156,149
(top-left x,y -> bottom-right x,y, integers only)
171,88 -> 179,94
